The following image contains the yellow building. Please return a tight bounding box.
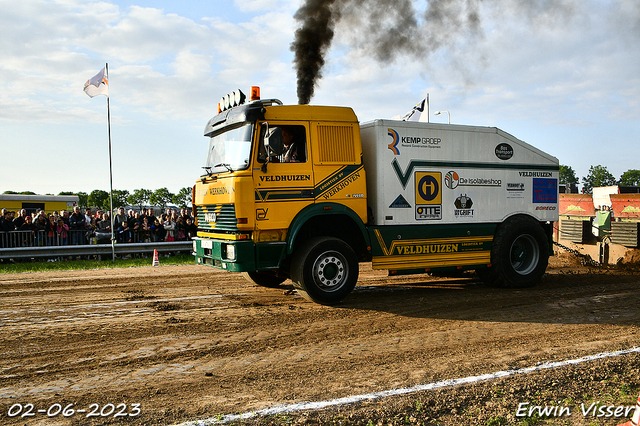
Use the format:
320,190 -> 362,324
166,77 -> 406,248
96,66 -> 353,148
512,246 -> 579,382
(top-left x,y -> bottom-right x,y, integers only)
0,194 -> 79,215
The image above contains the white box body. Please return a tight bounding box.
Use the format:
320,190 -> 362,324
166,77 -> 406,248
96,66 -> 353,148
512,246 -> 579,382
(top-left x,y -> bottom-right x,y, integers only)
360,120 -> 559,227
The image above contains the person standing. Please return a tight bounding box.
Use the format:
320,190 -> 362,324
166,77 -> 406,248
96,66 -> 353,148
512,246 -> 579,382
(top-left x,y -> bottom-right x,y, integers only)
1,210 -> 15,248
12,209 -> 28,229
56,219 -> 69,246
113,207 -> 127,231
69,206 -> 86,245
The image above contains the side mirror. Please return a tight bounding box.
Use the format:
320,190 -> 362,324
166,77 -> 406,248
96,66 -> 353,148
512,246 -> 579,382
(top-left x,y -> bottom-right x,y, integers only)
264,126 -> 283,157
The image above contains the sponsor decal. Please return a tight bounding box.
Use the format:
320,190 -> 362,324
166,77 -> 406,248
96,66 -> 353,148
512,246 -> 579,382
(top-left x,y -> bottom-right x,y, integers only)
535,206 -> 557,210
256,208 -> 268,220
415,172 -> 442,220
208,186 -> 229,195
389,194 -> 412,208
520,171 -> 553,177
444,171 -> 459,189
444,170 -> 501,189
387,128 -> 441,156
395,243 -> 459,255
415,172 -> 442,204
388,128 -> 400,155
315,165 -> 363,199
507,182 -> 525,191
454,194 -> 475,219
495,143 -> 514,160
259,174 -> 311,182
416,205 -> 442,220
372,229 -> 493,259
533,178 -> 558,203
316,166 -> 358,193
321,171 -> 360,199
401,135 -> 442,148
454,194 -> 473,209
506,182 -> 525,199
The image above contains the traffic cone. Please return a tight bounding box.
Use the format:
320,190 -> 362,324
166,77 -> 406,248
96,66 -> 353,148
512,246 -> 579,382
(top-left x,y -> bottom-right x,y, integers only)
152,249 -> 159,267
618,393 -> 640,426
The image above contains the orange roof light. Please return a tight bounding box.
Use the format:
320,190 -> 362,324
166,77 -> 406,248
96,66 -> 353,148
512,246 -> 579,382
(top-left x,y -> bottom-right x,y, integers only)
250,86 -> 260,101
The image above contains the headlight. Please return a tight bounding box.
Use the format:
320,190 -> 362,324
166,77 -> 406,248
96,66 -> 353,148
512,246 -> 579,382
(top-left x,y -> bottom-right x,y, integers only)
225,244 -> 236,261
218,88 -> 249,111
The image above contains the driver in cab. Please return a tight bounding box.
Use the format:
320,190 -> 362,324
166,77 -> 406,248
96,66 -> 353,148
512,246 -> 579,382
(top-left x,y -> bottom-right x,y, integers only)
279,127 -> 304,163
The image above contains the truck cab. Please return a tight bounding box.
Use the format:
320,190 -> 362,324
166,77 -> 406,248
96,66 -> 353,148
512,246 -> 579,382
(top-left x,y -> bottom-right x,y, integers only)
193,90 -> 370,303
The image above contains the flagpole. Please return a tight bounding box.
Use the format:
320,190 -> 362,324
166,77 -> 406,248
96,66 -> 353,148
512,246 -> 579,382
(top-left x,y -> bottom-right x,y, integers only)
105,63 -> 115,263
427,93 -> 430,123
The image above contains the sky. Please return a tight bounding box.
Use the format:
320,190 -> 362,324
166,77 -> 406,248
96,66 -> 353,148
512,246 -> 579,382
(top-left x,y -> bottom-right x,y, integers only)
0,0 -> 638,196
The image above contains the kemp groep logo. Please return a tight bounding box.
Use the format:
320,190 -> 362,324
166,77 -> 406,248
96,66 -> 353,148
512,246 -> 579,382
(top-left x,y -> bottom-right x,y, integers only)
388,128 -> 400,155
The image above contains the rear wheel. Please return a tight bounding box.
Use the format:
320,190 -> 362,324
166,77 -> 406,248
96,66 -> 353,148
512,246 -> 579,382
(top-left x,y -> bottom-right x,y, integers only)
481,216 -> 549,288
290,237 -> 358,305
241,271 -> 287,288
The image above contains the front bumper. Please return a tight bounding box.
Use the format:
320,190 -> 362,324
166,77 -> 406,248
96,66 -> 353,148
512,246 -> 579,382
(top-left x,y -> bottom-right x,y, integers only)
192,237 -> 256,272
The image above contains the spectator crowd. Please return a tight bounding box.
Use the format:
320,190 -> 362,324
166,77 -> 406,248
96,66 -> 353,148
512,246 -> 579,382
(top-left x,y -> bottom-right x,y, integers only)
0,206 -> 197,248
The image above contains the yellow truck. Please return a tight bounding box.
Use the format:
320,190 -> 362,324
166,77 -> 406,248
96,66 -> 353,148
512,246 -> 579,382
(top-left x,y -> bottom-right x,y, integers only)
192,88 -> 559,305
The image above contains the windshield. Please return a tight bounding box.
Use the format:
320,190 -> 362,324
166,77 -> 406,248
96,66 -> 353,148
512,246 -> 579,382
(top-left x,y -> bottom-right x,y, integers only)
204,123 -> 253,173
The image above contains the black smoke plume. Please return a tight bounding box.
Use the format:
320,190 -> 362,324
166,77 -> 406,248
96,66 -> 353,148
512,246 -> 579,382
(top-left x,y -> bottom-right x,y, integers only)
291,0 -> 340,105
289,0 -> 487,104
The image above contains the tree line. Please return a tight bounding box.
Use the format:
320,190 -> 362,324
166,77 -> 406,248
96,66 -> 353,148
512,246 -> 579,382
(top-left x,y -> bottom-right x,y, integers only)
6,167 -> 639,204
559,166 -> 640,194
3,187 -> 193,211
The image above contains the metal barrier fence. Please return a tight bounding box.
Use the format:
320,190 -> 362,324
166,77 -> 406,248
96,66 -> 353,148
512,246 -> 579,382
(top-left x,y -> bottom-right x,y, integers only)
0,229 -> 189,248
0,230 -> 193,260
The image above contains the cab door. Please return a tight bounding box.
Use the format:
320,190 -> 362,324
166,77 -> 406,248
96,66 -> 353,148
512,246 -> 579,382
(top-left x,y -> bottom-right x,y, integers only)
252,122 -> 314,234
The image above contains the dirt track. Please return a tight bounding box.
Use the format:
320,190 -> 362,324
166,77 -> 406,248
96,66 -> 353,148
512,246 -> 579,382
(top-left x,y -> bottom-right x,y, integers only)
1,252 -> 640,425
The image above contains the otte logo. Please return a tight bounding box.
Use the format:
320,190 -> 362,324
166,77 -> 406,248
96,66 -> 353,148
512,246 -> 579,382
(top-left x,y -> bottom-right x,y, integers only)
415,171 -> 442,220
415,172 -> 441,204
388,128 -> 400,155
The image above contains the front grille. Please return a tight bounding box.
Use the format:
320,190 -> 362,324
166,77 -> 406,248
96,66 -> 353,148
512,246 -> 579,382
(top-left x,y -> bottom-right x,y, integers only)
196,204 -> 238,232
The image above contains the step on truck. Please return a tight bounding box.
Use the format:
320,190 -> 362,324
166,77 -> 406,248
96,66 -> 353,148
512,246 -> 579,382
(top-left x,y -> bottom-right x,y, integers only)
192,87 -> 559,305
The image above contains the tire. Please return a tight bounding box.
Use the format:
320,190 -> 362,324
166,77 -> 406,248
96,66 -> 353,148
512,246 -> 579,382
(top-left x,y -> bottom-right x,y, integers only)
241,271 -> 287,288
481,216 -> 549,288
290,237 -> 358,305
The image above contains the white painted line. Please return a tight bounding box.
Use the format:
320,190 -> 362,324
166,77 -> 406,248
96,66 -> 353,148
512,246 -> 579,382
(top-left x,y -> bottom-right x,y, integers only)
173,346 -> 640,426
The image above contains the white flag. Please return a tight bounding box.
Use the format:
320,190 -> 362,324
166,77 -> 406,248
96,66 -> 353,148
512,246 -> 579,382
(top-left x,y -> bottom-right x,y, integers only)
393,97 -> 428,122
83,67 -> 109,98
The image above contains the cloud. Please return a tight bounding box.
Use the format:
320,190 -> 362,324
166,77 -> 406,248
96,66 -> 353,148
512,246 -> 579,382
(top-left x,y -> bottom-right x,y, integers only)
233,0 -> 299,13
0,0 -> 297,124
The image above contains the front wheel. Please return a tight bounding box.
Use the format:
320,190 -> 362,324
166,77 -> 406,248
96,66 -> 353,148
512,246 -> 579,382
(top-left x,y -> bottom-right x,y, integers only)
290,237 -> 359,305
481,216 -> 549,288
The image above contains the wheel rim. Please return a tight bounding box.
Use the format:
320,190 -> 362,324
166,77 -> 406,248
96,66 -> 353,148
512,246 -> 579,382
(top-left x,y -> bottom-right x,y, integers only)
509,234 -> 540,275
311,250 -> 348,292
